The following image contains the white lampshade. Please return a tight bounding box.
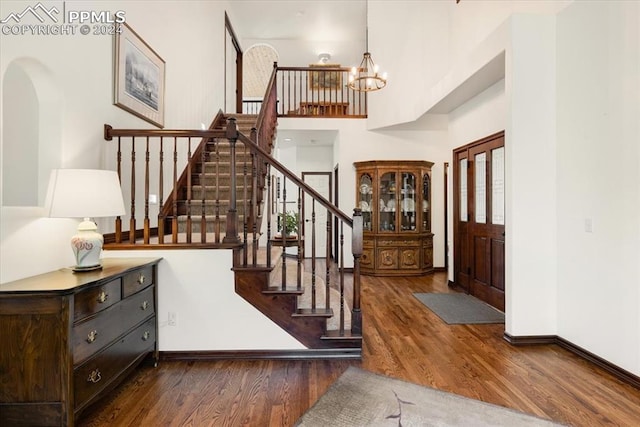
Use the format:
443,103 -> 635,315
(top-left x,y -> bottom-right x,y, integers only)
45,169 -> 126,271
45,169 -> 126,218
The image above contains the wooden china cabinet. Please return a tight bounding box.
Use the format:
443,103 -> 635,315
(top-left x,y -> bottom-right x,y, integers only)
354,160 -> 434,276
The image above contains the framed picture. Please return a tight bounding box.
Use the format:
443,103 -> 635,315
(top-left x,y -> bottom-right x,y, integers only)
308,64 -> 342,90
114,23 -> 165,128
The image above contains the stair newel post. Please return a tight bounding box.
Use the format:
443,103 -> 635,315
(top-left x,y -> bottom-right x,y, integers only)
129,137 -> 136,244
266,167 -> 272,268
115,135 -> 122,243
158,136 -> 164,244
351,208 -> 363,335
144,136 -> 150,244
223,118 -> 240,244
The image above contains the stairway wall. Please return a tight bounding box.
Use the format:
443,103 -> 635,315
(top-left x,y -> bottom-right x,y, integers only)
103,250 -> 306,351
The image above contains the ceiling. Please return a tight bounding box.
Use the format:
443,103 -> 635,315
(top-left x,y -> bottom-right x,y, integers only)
227,0 -> 366,43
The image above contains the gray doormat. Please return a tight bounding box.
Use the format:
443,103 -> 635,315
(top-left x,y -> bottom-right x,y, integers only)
295,367 -> 561,426
414,292 -> 505,324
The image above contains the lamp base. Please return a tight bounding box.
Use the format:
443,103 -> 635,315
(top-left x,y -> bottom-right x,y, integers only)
71,218 -> 104,271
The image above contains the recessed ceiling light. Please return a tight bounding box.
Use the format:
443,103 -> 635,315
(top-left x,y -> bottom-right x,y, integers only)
284,138 -> 292,142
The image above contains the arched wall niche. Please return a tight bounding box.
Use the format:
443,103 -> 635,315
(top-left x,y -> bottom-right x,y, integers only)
2,57 -> 62,207
243,44 -> 279,98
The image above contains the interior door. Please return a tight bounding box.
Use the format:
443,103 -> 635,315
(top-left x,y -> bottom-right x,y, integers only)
302,172 -> 332,258
453,132 -> 505,311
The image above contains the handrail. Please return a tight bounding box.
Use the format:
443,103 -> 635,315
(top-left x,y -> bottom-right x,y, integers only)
254,63 -> 278,148
104,124 -> 226,141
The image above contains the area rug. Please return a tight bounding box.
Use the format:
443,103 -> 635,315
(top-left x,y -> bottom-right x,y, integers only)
295,367 -> 562,426
413,292 -> 504,324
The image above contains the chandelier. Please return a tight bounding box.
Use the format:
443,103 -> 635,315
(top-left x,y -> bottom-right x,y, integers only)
348,1 -> 387,92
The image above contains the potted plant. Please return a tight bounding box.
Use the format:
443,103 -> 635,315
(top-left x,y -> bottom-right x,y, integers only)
277,211 -> 299,238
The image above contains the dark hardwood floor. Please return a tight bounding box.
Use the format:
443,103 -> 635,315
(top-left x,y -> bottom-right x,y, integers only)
78,272 -> 640,426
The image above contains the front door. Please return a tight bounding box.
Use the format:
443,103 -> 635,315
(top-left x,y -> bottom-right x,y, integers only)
453,132 -> 505,311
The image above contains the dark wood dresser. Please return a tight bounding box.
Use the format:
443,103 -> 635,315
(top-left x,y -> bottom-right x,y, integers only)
0,257 -> 161,426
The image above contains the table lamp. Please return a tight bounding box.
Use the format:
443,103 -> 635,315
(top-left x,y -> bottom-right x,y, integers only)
45,169 -> 126,272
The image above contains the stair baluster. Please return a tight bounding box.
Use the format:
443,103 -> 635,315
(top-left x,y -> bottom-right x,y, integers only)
144,136 -> 151,244
172,137 -> 178,243
186,137 -> 192,243
129,137 -> 136,244
199,139 -> 206,243
158,136 -> 165,244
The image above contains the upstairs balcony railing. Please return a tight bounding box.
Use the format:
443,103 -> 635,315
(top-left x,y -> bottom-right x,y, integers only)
243,64 -> 368,119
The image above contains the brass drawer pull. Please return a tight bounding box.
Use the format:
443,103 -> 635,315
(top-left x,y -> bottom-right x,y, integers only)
142,331 -> 151,341
86,330 -> 98,343
97,291 -> 108,303
87,369 -> 102,383
141,300 -> 149,311
137,274 -> 146,285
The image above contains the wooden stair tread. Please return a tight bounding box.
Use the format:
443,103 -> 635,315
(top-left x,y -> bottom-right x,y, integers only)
263,287 -> 304,296
293,308 -> 333,318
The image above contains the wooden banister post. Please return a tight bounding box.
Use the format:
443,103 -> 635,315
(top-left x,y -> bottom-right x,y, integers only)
351,208 -> 363,334
223,118 -> 240,244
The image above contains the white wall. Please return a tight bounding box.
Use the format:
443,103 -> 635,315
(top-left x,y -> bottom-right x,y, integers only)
506,14 -> 558,336
102,250 -> 304,350
556,0 -> 639,374
367,0 -> 451,130
0,0 -> 228,282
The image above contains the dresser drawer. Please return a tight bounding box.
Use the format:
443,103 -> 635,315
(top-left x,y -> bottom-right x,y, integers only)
123,266 -> 154,298
73,304 -> 125,365
74,317 -> 156,410
120,286 -> 156,332
74,279 -> 122,321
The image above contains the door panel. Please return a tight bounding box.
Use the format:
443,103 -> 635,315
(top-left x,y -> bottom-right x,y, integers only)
453,132 -> 505,311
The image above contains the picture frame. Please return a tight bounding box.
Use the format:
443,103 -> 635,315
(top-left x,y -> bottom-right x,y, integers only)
114,23 -> 165,128
308,64 -> 342,90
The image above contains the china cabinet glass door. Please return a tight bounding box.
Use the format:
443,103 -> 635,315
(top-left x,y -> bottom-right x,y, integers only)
422,174 -> 430,231
400,172 -> 416,231
379,172 -> 396,232
358,173 -> 373,231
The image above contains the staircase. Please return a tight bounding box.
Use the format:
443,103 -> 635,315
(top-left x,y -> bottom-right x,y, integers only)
103,67 -> 363,356
167,114 -> 261,239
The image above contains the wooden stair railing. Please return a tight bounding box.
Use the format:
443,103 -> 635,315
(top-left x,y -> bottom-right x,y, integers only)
232,119 -> 363,344
102,116 -> 363,348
